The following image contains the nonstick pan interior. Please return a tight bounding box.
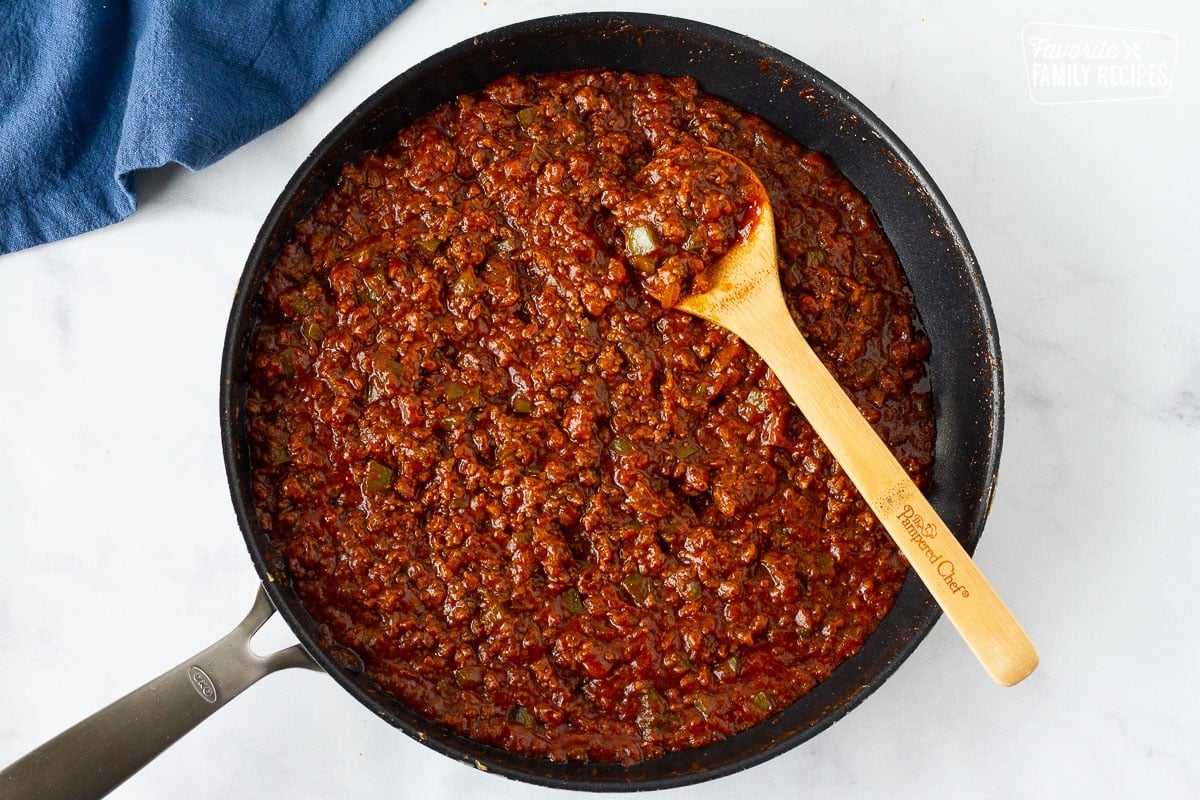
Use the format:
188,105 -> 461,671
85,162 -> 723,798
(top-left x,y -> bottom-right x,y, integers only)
220,12 -> 1002,790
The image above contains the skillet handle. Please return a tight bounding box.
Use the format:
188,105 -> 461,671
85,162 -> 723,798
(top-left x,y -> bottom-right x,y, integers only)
0,585 -> 321,800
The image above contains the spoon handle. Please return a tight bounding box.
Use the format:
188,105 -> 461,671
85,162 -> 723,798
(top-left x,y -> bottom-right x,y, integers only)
725,284 -> 1038,686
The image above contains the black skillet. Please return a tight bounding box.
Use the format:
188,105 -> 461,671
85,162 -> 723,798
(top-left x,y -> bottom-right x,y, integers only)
0,12 -> 1002,798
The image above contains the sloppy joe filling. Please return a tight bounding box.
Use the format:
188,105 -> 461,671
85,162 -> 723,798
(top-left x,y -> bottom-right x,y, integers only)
246,70 -> 934,763
608,144 -> 763,307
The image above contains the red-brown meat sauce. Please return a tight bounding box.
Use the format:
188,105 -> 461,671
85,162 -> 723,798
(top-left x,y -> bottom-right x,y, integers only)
246,71 -> 934,764
609,144 -> 764,307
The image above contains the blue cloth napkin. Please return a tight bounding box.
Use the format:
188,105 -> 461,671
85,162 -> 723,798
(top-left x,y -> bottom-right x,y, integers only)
0,0 -> 416,255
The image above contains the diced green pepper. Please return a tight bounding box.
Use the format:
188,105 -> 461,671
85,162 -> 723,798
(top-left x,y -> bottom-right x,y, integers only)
629,255 -> 657,275
508,705 -> 535,727
673,440 -> 700,460
301,320 -> 323,341
364,460 -> 393,493
279,350 -> 295,379
452,268 -> 478,296
752,691 -> 773,713
441,381 -> 481,407
650,711 -> 681,732
512,529 -> 533,546
854,360 -> 878,386
516,107 -> 536,128
621,573 -> 652,606
268,443 -> 291,466
360,272 -> 385,303
609,437 -> 634,455
511,395 -> 533,414
287,294 -> 312,315
454,667 -> 481,688
562,588 -> 585,614
379,358 -> 405,378
624,222 -> 660,257
415,238 -> 441,254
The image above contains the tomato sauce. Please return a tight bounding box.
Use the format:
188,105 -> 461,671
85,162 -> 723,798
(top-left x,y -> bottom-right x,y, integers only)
608,144 -> 764,307
246,70 -> 934,763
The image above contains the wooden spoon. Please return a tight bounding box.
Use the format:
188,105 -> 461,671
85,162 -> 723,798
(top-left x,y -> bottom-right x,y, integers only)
671,148 -> 1038,686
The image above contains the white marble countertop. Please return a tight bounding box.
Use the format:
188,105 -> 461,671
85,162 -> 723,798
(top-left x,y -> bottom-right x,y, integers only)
2,1 -> 1197,797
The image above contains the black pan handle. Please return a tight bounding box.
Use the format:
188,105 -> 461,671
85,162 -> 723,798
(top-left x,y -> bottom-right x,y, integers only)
0,586 -> 321,800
